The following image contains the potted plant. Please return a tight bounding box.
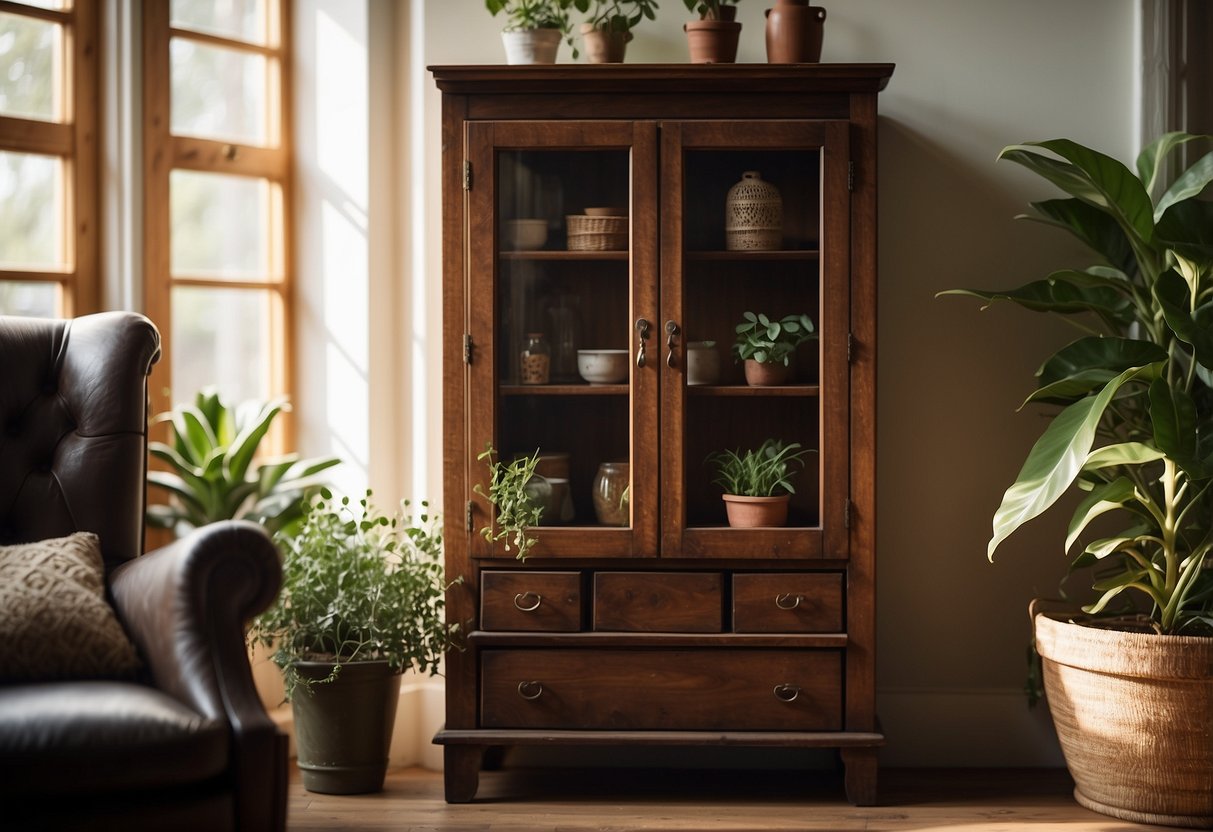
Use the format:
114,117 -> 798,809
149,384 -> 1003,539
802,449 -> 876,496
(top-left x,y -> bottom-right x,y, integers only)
248,490 -> 457,795
573,0 -> 659,63
474,444 -> 544,559
943,132 -> 1213,827
733,311 -> 815,386
146,388 -> 340,538
706,438 -> 811,527
682,0 -> 743,63
486,0 -> 576,64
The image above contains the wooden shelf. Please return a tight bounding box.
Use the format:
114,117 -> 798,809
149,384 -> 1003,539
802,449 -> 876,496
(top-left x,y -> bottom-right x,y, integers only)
500,383 -> 628,396
687,384 -> 820,397
435,728 -> 885,748
685,250 -> 820,261
499,250 -> 627,261
468,631 -> 847,648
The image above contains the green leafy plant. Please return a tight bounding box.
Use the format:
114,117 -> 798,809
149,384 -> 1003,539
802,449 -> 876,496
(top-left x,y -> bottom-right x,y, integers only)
248,490 -> 458,699
575,0 -> 659,33
147,389 -> 340,539
733,311 -> 816,366
486,0 -> 575,31
474,444 -> 543,560
942,132 -> 1213,634
706,439 -> 811,497
682,0 -> 740,19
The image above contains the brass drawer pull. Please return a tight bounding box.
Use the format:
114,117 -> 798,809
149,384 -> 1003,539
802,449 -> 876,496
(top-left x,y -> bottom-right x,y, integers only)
518,680 -> 544,700
513,592 -> 542,612
773,683 -> 801,703
775,593 -> 804,610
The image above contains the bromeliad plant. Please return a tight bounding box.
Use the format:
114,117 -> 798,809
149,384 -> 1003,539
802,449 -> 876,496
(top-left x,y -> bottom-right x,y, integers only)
943,132 -> 1213,634
707,438 -> 812,497
147,389 -> 341,539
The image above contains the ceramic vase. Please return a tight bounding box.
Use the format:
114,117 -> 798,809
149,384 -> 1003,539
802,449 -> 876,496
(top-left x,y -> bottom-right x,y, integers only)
765,0 -> 826,64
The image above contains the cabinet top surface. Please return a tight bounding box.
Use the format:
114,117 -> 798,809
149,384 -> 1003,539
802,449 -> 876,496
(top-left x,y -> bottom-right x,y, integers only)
429,63 -> 895,94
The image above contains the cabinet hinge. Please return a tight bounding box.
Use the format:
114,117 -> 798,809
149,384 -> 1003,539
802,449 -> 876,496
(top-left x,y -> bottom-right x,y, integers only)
463,333 -> 473,364
844,499 -> 852,529
466,501 -> 474,533
847,161 -> 855,192
463,160 -> 473,191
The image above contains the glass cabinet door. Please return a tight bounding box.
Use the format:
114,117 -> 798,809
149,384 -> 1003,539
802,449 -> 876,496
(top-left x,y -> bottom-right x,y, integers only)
466,121 -> 659,559
659,121 -> 852,559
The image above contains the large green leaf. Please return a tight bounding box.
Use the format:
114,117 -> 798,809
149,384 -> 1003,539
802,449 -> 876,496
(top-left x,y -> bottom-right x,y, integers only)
1136,131 -> 1204,197
988,365 -> 1158,560
173,408 -> 218,466
1025,199 -> 1135,275
1155,150 -> 1213,220
1035,336 -> 1167,387
1081,442 -> 1166,471
224,401 -> 283,483
1023,369 -> 1117,408
1149,377 -> 1198,461
1157,199 -> 1213,266
1066,476 -> 1136,553
1155,269 -> 1213,370
938,277 -> 1132,320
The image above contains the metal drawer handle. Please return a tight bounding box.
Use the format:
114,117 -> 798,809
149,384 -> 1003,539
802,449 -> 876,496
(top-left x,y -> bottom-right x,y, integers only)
775,593 -> 804,610
518,680 -> 544,700
773,683 -> 801,703
513,592 -> 542,612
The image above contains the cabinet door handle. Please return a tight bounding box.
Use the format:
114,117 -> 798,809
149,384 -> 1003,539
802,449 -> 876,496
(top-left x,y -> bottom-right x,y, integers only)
517,680 -> 544,700
635,318 -> 651,367
513,592 -> 542,612
775,593 -> 804,610
665,320 -> 680,368
773,683 -> 801,703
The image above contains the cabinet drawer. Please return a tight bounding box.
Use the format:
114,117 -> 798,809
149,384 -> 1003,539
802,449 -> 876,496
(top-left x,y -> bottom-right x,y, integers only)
732,573 -> 843,633
481,571 -> 582,632
593,572 -> 722,632
481,648 -> 841,731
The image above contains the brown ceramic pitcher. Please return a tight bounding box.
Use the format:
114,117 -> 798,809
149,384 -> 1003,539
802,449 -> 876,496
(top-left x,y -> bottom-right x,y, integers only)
765,0 -> 826,63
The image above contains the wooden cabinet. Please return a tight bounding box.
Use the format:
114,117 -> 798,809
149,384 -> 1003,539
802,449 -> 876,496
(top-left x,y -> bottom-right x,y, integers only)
431,64 -> 894,806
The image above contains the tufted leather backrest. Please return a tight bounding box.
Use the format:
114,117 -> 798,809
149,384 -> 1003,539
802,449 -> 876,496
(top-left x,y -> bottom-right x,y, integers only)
0,312 -> 161,569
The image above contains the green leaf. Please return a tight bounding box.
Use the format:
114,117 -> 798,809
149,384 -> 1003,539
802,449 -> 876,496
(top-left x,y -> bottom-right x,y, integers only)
1023,369 -> 1116,408
1155,269 -> 1213,370
1149,377 -> 1198,461
988,365 -> 1158,560
1081,442 -> 1166,471
173,408 -> 217,466
1025,198 -> 1136,274
1027,336 -> 1167,407
1083,584 -> 1132,615
224,401 -> 283,483
1157,198 -> 1213,266
1065,476 -> 1135,553
1155,150 -> 1213,220
1084,534 -> 1139,559
938,278 -> 1133,321
1136,131 -> 1204,196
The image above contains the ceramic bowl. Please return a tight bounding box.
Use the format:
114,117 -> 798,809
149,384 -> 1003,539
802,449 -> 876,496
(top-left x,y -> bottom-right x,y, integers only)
577,349 -> 629,384
504,218 -> 548,250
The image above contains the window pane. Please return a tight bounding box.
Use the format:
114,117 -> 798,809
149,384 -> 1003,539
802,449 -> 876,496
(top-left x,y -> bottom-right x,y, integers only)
170,38 -> 270,146
171,286 -> 271,404
0,151 -> 62,269
0,280 -> 58,316
171,170 -> 274,279
0,12 -> 62,122
9,2 -> 71,10
171,0 -> 267,45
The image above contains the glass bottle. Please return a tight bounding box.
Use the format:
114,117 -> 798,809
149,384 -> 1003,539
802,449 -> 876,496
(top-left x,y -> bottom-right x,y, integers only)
520,332 -> 550,384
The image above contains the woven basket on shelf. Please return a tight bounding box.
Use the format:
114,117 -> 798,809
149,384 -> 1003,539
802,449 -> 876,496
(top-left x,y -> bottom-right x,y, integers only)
566,214 -> 628,251
1034,611 -> 1213,828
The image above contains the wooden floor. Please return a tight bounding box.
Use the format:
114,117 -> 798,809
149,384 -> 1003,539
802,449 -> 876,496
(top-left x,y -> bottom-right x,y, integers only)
288,764 -> 1180,831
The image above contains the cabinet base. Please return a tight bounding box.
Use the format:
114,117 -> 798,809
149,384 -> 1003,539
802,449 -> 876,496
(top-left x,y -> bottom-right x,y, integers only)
435,728 -> 884,805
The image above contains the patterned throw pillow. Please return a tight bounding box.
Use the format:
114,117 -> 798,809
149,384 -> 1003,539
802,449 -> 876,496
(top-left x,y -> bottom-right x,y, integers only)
0,532 -> 142,681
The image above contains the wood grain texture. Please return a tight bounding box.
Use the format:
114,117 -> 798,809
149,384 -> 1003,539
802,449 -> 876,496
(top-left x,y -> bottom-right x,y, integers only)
593,572 -> 722,632
732,572 -> 844,633
481,571 -> 582,632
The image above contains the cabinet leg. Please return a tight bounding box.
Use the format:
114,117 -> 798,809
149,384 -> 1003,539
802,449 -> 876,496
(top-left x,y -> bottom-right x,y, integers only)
443,745 -> 485,803
840,747 -> 878,806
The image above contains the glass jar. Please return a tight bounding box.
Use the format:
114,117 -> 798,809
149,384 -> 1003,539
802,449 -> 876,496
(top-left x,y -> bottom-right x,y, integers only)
592,461 -> 630,526
520,332 -> 550,384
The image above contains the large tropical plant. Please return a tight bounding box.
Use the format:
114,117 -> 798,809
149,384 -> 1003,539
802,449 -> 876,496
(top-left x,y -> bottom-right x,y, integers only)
942,132 -> 1213,634
147,389 -> 341,538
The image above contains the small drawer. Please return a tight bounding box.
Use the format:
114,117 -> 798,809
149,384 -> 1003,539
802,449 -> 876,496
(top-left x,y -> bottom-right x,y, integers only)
481,571 -> 581,632
594,572 -> 722,632
481,648 -> 842,730
732,573 -> 843,633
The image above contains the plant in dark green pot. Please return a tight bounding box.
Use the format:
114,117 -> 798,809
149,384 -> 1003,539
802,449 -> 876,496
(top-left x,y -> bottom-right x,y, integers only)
248,490 -> 458,795
706,438 -> 811,527
146,388 -> 340,538
943,132 -> 1213,827
733,311 -> 815,386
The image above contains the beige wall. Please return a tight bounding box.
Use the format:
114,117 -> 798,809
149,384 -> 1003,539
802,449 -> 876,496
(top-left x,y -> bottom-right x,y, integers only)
399,0 -> 1139,766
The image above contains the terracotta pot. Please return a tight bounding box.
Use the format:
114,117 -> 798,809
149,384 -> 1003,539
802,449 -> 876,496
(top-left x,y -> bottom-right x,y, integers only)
1035,611 -> 1213,828
581,24 -> 632,63
765,0 -> 826,64
744,357 -> 792,386
684,19 -> 742,64
501,28 -> 561,65
722,494 -> 790,528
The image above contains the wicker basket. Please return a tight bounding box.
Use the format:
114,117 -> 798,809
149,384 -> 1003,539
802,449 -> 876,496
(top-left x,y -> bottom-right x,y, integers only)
566,214 -> 628,251
1034,610 -> 1213,828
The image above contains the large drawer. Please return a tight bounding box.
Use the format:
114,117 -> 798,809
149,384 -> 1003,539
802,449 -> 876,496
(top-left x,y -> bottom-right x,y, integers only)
480,648 -> 842,730
593,572 -> 722,632
481,571 -> 582,632
732,573 -> 844,633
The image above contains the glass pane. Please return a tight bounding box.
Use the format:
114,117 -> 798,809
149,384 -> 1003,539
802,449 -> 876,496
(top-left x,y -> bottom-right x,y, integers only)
171,0 -> 267,45
0,12 -> 62,122
171,170 -> 274,279
0,280 -> 58,316
0,151 -> 62,269
170,38 -> 270,145
171,286 -> 271,405
496,149 -> 631,528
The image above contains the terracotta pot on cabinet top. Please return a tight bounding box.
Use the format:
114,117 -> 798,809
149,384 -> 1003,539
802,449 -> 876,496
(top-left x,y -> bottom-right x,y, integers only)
765,0 -> 826,64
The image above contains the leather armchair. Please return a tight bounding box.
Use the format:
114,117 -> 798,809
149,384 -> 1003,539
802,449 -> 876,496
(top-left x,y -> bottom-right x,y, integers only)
0,312 -> 287,831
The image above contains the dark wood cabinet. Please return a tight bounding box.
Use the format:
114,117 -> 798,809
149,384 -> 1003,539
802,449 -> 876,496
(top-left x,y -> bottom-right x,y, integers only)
431,64 -> 894,805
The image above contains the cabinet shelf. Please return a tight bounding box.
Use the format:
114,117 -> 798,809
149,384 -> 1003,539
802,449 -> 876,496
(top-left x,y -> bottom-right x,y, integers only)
688,384 -> 820,397
468,631 -> 848,648
685,250 -> 820,262
500,384 -> 628,396
499,250 -> 628,261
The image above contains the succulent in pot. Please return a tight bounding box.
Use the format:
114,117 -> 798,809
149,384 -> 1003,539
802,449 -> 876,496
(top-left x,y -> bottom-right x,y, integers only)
706,438 -> 811,527
733,311 -> 816,385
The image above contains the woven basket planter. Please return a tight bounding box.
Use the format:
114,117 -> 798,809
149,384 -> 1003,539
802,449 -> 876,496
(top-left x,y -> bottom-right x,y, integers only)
566,214 -> 627,251
1034,611 -> 1213,828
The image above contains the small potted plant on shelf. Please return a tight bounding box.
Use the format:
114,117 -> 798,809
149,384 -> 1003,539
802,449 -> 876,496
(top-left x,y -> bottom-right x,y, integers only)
942,131 -> 1213,827
573,0 -> 659,63
486,0 -> 577,64
682,0 -> 743,63
248,490 -> 457,796
733,311 -> 816,386
706,438 -> 811,527
474,444 -> 544,559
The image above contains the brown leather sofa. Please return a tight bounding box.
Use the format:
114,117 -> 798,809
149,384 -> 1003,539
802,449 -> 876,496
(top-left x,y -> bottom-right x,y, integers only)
0,312 -> 287,831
